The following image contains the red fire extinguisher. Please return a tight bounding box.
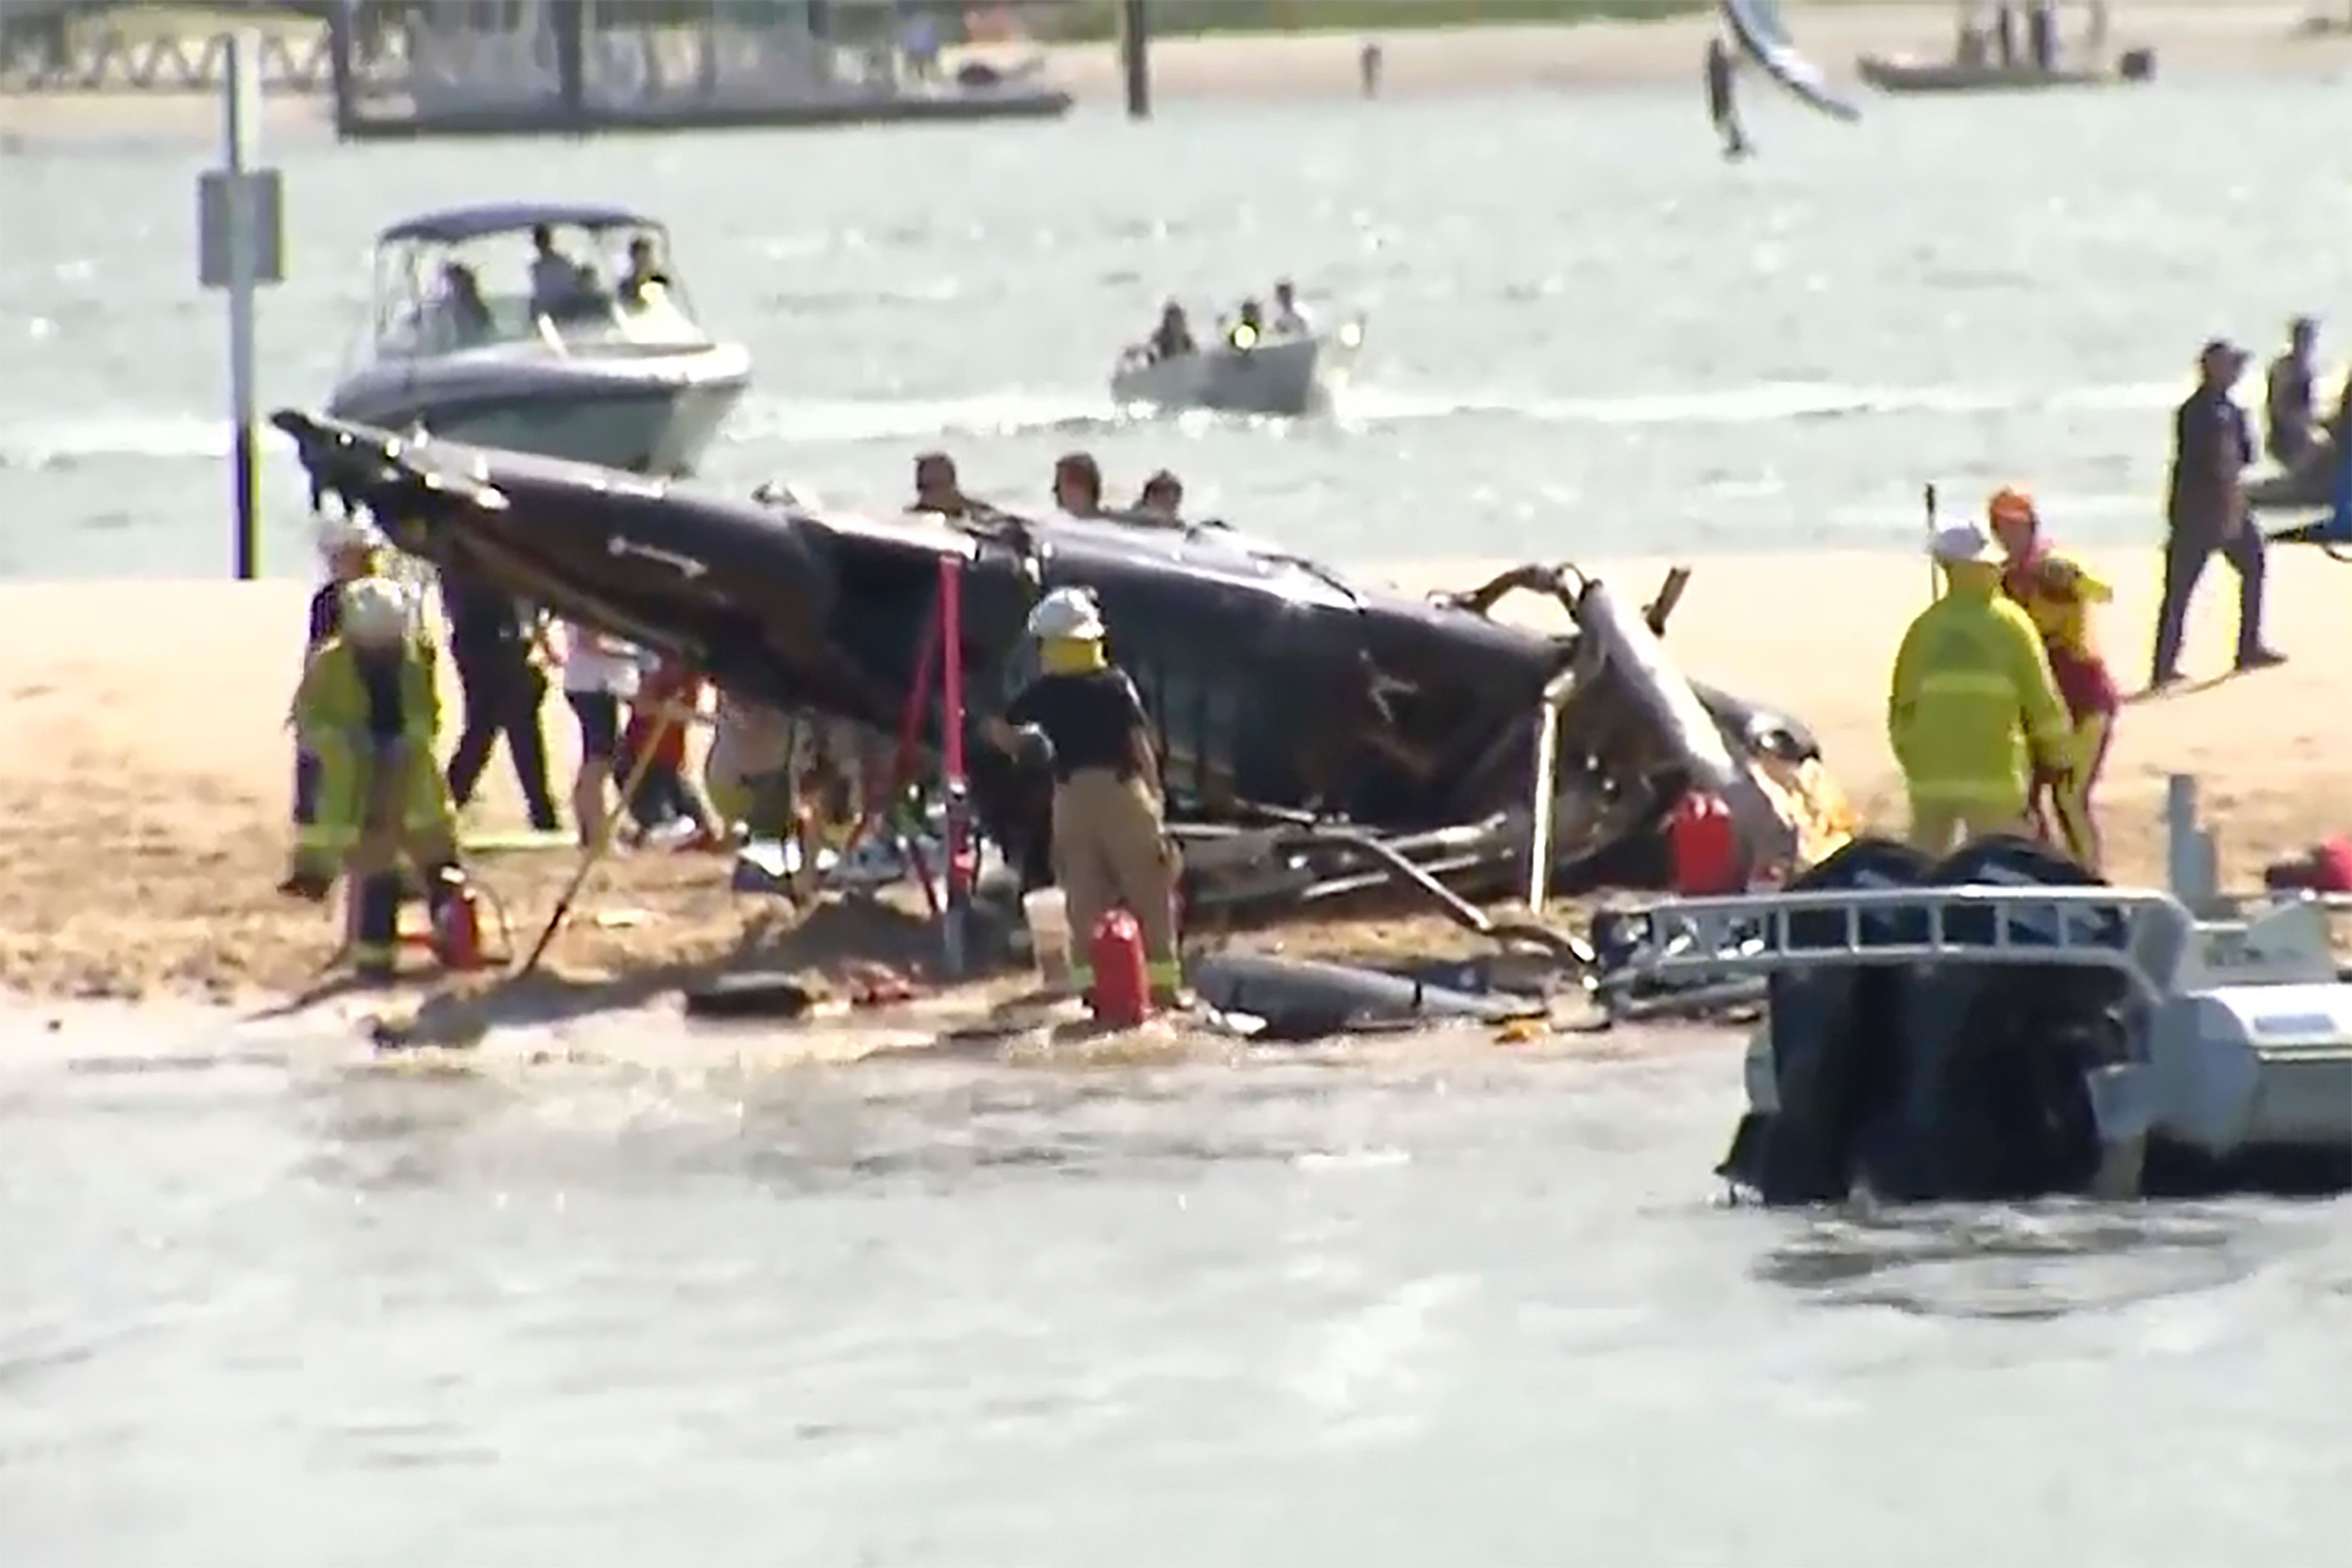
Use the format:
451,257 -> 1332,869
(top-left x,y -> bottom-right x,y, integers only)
1666,791 -> 1744,896
429,867 -> 486,972
1086,909 -> 1151,1028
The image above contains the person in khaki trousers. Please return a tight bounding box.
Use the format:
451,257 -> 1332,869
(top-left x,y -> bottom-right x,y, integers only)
986,588 -> 1184,1004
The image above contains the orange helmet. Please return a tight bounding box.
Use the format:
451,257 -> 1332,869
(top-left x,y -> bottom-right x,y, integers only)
1987,486 -> 2037,526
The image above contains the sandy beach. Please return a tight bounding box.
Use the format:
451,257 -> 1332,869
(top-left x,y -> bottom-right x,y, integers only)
4,3 -> 2347,145
3,541 -> 2344,1007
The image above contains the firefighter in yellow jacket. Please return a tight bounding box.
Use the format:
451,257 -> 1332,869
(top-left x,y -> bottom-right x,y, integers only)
1889,523 -> 2074,856
985,588 -> 1185,1005
286,576 -> 468,981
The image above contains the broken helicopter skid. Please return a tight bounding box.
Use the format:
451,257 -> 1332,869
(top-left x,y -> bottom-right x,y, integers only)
1599,835 -> 2352,1206
271,408 -> 1832,962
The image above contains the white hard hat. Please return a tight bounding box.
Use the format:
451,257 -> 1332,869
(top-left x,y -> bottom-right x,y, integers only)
1929,522 -> 2003,566
1027,586 -> 1105,642
341,576 -> 410,644
318,514 -> 385,558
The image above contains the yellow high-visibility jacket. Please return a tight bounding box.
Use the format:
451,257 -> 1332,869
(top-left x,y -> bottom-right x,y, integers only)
291,634 -> 453,859
1888,587 -> 2071,806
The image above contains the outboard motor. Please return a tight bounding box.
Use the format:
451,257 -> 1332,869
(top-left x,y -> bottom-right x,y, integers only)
1719,836 -> 1935,1204
1885,836 -> 2127,1202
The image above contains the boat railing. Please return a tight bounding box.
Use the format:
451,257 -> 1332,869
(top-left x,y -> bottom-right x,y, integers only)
1595,883 -> 2189,1009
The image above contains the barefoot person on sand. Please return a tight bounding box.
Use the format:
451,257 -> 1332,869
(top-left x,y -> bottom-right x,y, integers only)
557,619 -> 639,848
1890,523 -> 2074,856
1990,486 -> 2119,871
2150,337 -> 2285,689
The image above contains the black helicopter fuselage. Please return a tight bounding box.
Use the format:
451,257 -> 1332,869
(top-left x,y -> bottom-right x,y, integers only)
272,411 -> 1810,874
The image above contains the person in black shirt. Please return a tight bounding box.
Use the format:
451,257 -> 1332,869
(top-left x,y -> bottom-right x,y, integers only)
2150,338 -> 2284,689
2264,316 -> 2318,469
439,565 -> 561,832
985,587 -> 1183,1006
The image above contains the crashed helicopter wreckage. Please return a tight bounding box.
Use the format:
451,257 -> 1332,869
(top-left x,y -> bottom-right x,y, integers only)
270,409 -> 1857,948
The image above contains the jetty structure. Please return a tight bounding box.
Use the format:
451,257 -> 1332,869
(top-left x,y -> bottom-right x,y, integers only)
0,2 -> 1075,138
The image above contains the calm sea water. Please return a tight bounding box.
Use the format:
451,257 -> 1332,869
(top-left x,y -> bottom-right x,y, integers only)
5,79 -> 2349,578
7,78 -> 2352,1565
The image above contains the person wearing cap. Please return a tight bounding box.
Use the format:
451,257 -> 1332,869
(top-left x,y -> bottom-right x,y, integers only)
2151,337 -> 2283,689
984,587 -> 1184,1007
286,576 -> 467,982
1889,523 -> 2074,857
2264,317 -> 2319,470
1989,486 -> 2118,870
280,517 -> 395,896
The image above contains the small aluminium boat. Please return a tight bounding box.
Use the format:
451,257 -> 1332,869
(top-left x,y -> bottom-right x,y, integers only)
1110,319 -> 1364,419
326,201 -> 752,477
1855,48 -> 2154,94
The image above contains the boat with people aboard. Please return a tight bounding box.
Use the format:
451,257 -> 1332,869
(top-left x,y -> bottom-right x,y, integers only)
1855,51 -> 2153,92
325,201 -> 752,478
1854,0 -> 2156,94
1110,287 -> 1364,419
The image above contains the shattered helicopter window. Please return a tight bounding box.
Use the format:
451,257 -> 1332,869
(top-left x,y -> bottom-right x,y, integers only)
1170,666 -> 1211,799
1199,680 -> 1241,806
1000,637 -> 1040,703
1125,659 -> 1192,800
1138,662 -> 1191,792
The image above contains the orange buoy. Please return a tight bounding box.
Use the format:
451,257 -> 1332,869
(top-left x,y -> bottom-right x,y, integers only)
1086,909 -> 1151,1028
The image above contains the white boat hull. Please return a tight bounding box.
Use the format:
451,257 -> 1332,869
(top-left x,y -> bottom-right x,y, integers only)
327,341 -> 751,476
1109,330 -> 1355,418
1596,844 -> 2352,1203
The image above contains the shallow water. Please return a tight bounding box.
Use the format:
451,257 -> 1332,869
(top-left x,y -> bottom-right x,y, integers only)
10,77 -> 2352,1561
5,80 -> 2350,577
4,1006 -> 2351,1566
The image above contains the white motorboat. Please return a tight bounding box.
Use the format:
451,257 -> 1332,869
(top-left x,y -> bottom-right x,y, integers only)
327,201 -> 752,477
1110,318 -> 1363,418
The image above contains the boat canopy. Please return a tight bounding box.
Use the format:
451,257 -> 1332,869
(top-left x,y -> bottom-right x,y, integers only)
359,204 -> 710,364
377,202 -> 667,247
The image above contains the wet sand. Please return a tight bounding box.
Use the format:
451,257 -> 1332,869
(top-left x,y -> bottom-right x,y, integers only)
4,3 -> 2346,145
3,544 -> 2344,1009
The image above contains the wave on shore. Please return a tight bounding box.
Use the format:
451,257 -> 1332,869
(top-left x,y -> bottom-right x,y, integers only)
0,375 -> 2193,471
